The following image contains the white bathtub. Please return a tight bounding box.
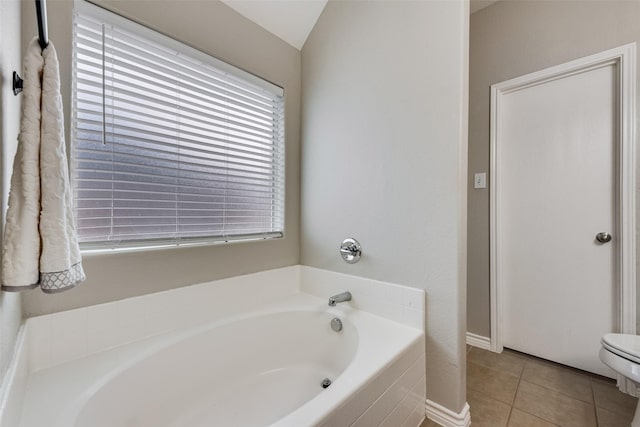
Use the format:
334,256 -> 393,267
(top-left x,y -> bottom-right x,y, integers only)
3,267 -> 426,427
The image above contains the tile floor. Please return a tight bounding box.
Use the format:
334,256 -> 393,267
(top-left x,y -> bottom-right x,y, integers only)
421,346 -> 638,427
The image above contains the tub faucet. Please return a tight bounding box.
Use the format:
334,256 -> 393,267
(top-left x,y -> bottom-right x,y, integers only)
328,291 -> 352,306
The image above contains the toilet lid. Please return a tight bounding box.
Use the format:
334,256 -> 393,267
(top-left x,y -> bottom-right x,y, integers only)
602,333 -> 640,364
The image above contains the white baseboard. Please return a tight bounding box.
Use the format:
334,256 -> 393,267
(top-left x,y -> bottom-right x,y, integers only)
466,332 -> 491,350
426,400 -> 471,427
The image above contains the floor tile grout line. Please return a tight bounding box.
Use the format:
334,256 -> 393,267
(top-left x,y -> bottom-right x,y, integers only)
504,405 -> 514,426
515,358 -> 600,406
515,376 -> 597,407
467,358 -> 522,380
503,357 -> 528,426
468,358 -> 598,406
509,364 -> 594,427
466,384 -> 515,408
506,347 -> 607,379
516,409 -> 563,427
590,377 -> 600,427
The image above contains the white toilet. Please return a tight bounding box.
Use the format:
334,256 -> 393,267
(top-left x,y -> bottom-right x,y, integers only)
600,333 -> 640,427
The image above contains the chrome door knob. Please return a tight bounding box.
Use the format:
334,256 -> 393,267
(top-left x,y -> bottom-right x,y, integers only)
595,232 -> 612,243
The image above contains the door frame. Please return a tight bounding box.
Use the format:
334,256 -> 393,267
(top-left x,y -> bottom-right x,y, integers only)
490,43 -> 637,353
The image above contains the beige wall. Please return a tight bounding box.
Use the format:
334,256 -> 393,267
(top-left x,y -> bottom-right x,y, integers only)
0,0 -> 23,383
21,0 -> 301,317
301,0 -> 469,413
468,0 -> 640,337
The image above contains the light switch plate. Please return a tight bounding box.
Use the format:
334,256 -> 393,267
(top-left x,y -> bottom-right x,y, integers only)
474,173 -> 486,189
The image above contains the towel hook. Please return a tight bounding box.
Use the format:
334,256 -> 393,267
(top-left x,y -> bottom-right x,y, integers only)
12,72 -> 23,96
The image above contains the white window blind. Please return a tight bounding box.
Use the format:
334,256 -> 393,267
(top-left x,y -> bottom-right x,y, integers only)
71,1 -> 285,250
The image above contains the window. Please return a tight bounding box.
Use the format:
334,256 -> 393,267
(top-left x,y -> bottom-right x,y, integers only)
71,1 -> 285,251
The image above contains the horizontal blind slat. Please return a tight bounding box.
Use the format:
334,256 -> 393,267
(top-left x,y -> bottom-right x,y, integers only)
104,42 -> 277,113
76,107 -> 277,152
104,29 -> 277,104
75,188 -> 282,202
75,133 -> 279,170
75,118 -> 278,158
74,152 -> 280,183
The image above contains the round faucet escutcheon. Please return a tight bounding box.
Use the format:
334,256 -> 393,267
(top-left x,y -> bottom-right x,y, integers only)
339,238 -> 362,263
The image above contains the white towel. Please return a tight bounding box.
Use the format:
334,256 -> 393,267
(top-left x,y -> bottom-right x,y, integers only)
2,38 -> 85,293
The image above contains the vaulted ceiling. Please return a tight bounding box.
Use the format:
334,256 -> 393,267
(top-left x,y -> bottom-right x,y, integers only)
220,0 -> 328,50
221,0 -> 500,51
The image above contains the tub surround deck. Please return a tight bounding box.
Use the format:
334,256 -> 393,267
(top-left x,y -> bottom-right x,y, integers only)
0,266 -> 426,427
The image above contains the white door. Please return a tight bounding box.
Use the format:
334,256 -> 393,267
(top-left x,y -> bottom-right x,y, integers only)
499,61 -> 617,377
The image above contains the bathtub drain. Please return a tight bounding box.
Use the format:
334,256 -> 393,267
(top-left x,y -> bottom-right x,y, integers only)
321,378 -> 332,389
330,317 -> 343,332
